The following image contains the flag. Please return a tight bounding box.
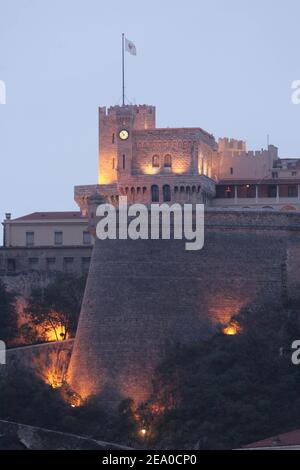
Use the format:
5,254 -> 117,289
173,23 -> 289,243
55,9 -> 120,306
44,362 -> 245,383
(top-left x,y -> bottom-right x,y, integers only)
125,38 -> 137,56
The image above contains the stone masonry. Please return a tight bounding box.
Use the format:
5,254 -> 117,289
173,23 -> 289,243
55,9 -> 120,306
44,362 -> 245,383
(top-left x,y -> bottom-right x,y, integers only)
67,209 -> 300,406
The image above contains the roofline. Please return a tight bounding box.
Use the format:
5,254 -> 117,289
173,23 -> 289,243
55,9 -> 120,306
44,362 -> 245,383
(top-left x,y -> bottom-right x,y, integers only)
217,179 -> 300,185
133,127 -> 215,139
9,212 -> 87,222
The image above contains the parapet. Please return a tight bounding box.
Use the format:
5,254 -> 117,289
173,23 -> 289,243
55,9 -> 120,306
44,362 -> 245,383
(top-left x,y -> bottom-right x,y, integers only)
99,104 -> 156,129
218,138 -> 246,153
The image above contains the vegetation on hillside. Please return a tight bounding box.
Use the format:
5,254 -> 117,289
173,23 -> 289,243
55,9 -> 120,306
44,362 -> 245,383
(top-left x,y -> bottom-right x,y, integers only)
1,296 -> 300,449
22,273 -> 86,343
137,299 -> 300,449
0,280 -> 18,347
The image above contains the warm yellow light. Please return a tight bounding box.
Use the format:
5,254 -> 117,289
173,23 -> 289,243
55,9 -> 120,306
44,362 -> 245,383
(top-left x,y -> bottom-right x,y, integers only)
141,165 -> 160,175
223,322 -> 240,336
140,428 -> 147,436
44,369 -> 63,389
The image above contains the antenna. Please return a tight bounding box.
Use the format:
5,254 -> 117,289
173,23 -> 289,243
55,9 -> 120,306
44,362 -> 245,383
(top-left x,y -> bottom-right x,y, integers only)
122,33 -> 125,106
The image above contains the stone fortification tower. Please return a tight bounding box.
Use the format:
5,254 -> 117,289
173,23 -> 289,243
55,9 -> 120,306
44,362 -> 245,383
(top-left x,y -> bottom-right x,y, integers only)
67,193 -> 300,405
67,102 -> 300,406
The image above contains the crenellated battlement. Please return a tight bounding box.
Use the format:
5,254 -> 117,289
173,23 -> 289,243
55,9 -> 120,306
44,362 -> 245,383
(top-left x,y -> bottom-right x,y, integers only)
218,138 -> 246,153
99,104 -> 156,130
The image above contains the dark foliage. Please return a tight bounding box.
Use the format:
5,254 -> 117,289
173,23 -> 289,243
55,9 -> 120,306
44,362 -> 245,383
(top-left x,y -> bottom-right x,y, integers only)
139,300 -> 300,449
2,298 -> 300,449
24,273 -> 87,342
0,280 -> 17,346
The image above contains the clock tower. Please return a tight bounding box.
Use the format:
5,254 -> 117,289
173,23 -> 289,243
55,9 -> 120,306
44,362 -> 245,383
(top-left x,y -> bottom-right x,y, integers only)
116,105 -> 135,180
98,104 -> 156,185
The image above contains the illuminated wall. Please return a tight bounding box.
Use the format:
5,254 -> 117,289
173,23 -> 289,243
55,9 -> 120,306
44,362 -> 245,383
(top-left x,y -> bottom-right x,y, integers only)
68,211 -> 300,406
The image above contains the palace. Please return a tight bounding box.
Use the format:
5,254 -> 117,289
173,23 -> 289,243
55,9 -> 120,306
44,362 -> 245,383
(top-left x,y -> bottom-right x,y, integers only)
74,103 -> 300,213
1,102 -> 300,276
2,102 -> 300,406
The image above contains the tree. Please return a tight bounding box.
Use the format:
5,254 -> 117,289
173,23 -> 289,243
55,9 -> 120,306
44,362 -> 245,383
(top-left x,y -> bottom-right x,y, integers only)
0,280 -> 17,346
24,273 -> 86,342
138,299 -> 300,449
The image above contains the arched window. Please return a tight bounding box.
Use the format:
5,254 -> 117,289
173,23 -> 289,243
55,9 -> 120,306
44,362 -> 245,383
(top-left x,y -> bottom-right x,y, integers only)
151,185 -> 159,202
163,185 -> 171,202
164,154 -> 172,168
142,186 -> 147,194
152,155 -> 160,168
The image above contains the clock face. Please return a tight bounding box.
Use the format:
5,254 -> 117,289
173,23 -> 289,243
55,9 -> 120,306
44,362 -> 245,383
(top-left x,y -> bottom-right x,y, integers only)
119,129 -> 129,140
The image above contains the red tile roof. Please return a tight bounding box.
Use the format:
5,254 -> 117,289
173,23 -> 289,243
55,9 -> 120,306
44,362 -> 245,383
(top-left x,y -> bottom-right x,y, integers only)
245,429 -> 300,448
12,212 -> 87,221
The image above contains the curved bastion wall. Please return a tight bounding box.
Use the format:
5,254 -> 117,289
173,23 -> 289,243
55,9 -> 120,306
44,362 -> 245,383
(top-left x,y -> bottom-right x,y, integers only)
67,209 -> 300,405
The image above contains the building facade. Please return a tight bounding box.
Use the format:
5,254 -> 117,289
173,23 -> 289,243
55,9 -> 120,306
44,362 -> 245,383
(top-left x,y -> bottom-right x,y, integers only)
75,104 -> 217,213
2,102 -> 300,277
1,212 -> 92,276
74,104 -> 300,213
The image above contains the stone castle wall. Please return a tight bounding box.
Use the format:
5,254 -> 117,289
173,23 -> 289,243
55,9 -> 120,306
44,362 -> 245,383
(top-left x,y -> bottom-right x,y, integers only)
0,246 -> 92,279
1,340 -> 74,387
131,129 -> 214,177
98,104 -> 216,188
67,210 -> 300,406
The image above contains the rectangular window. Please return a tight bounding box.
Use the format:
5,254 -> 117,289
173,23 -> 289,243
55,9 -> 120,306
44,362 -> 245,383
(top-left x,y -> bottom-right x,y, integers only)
112,158 -> 115,169
288,185 -> 297,197
46,257 -> 56,271
54,231 -> 63,246
63,257 -> 74,273
29,257 -> 39,270
26,232 -> 34,247
272,171 -> 278,178
230,167 -> 233,175
83,231 -> 91,245
112,133 -> 115,144
267,185 -> 277,198
215,185 -> 234,199
81,257 -> 91,273
122,154 -> 125,169
292,171 -> 297,176
7,259 -> 16,273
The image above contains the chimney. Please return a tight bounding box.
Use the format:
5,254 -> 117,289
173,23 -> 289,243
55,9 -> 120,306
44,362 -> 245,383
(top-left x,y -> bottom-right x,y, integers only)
5,213 -> 11,220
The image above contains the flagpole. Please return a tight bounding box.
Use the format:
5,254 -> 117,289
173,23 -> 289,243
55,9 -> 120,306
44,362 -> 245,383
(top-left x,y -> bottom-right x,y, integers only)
122,33 -> 125,106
